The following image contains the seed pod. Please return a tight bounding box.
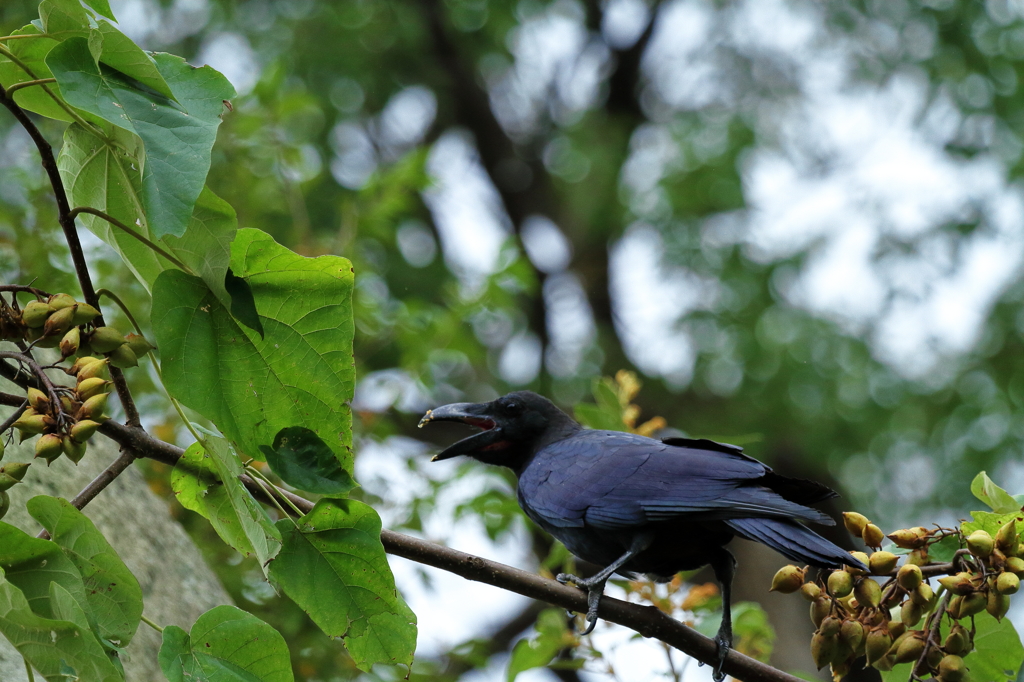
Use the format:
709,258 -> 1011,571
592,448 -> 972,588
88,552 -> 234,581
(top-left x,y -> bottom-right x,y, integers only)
967,530 -> 995,558
801,582 -> 822,601
897,564 -> 923,591
820,615 -> 841,637
997,571 -> 1020,595
865,628 -> 892,666
986,589 -> 1011,620
61,436 -> 86,464
888,621 -> 906,640
945,624 -> 971,656
811,632 -> 839,670
70,420 -> 100,442
22,300 -> 53,328
843,551 -> 868,575
77,358 -> 110,381
888,527 -> 929,550
12,412 -> 47,434
810,597 -> 831,627
89,326 -> 126,354
997,520 -> 1020,556
855,578 -> 882,608
0,490 -> 8,520
42,305 -> 76,337
840,619 -> 865,652
828,570 -> 853,598
843,512 -> 870,537
948,595 -> 964,619
70,303 -> 100,325
59,394 -> 78,415
862,523 -> 885,548
77,393 -> 108,421
771,565 -> 805,593
59,327 -> 80,359
894,633 -> 926,664
912,582 -> 935,607
67,356 -> 102,376
0,462 -> 31,482
869,551 -> 898,575
938,654 -> 968,682
0,473 -> 19,492
34,433 -> 63,462
108,343 -> 138,369
901,600 -> 923,627
959,592 -> 987,619
872,654 -> 896,672
76,377 -> 109,401
125,333 -> 154,357
938,572 -> 975,596
47,293 -> 77,310
1006,557 -> 1024,575
907,548 -> 930,566
26,387 -> 49,411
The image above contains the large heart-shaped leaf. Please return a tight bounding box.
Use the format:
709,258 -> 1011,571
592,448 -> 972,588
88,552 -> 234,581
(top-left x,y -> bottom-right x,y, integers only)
269,499 -> 416,671
260,427 -> 356,495
0,521 -> 88,620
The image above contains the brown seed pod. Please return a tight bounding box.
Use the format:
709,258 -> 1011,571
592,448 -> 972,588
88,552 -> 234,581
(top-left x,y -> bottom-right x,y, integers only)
855,577 -> 882,608
771,565 -> 805,593
810,597 -> 831,628
901,600 -> 923,627
59,326 -> 81,358
987,590 -> 1011,621
811,632 -> 839,670
26,387 -> 49,412
897,564 -> 923,591
937,654 -> 968,682
840,619 -> 865,653
801,582 -> 822,601
865,628 -> 893,666
869,551 -> 898,575
894,632 -> 926,664
862,523 -> 885,548
843,512 -> 870,537
944,623 -> 971,656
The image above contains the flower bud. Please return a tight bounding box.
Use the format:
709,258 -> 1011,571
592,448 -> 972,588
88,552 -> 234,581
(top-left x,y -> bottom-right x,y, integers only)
125,333 -> 154,357
34,433 -> 63,462
894,633 -> 926,664
0,462 -> 31,482
47,293 -> 77,310
22,300 -> 52,328
59,326 -> 80,358
997,571 -> 1020,595
12,412 -> 47,434
89,326 -> 126,354
62,436 -> 86,464
828,570 -> 853,598
843,512 -> 869,537
771,565 -> 805,593
967,530 -> 994,558
800,582 -> 821,601
937,654 -> 968,682
811,632 -> 838,670
897,564 -> 923,591
77,393 -> 108,421
862,523 -> 885,548
840,619 -> 864,653
26,387 -> 49,411
70,303 -> 99,325
996,520 -> 1020,556
108,343 -> 138,369
70,420 -> 100,442
76,377 -> 109,401
42,305 -> 76,337
855,578 -> 882,608
869,551 -> 898,575
865,628 -> 892,666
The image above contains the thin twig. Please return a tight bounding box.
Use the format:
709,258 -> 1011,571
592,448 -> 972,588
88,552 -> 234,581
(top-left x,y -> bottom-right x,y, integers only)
0,285 -> 49,298
5,78 -> 56,95
0,402 -> 27,434
36,448 -> 139,540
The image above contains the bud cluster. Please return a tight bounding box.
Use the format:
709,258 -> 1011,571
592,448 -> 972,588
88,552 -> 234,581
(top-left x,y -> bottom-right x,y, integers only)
769,511 -> 1024,681
8,357 -> 113,467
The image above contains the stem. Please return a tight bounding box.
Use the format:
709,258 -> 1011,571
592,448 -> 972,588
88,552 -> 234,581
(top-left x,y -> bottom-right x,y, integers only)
0,82 -> 141,429
0,403 -> 27,434
249,474 -> 300,529
5,78 -> 56,95
24,657 -> 35,682
69,208 -> 194,274
245,464 -> 304,517
140,614 -> 165,633
96,289 -> 145,336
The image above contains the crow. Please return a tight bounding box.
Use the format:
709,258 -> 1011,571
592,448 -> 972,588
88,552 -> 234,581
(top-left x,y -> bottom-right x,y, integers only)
419,390 -> 865,681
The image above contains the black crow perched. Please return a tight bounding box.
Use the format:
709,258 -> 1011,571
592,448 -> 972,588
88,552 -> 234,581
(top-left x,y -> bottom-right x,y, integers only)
420,390 -> 865,681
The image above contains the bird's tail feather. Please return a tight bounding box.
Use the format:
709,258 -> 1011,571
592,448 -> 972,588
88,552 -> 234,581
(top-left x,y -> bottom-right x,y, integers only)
726,517 -> 865,570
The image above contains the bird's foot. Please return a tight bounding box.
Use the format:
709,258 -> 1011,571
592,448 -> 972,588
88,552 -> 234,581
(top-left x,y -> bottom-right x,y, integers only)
556,573 -> 603,635
712,632 -> 731,682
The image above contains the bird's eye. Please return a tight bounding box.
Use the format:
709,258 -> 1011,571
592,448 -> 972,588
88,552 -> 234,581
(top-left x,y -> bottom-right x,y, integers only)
505,401 -> 521,414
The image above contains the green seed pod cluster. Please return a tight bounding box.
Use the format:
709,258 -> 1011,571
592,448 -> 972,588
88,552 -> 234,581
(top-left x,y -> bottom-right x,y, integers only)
16,293 -> 101,353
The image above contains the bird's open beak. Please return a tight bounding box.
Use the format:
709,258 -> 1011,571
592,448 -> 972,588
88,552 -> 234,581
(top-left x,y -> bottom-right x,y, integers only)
419,402 -> 507,461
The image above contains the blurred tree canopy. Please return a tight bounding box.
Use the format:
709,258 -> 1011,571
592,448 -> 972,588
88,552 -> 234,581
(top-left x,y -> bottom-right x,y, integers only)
6,0 -> 1024,679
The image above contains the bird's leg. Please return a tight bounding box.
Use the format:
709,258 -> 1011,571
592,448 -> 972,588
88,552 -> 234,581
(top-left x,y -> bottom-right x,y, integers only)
557,533 -> 653,635
708,548 -> 737,682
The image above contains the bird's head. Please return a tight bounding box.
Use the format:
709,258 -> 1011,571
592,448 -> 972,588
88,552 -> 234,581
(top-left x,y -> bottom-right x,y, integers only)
419,390 -> 578,470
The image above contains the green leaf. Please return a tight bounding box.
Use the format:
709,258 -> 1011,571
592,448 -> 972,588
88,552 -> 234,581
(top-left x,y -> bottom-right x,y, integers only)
83,0 -> 116,20
507,609 -> 569,682
0,566 -> 123,682
158,605 -> 293,682
153,229 -> 355,472
0,25 -> 73,122
47,38 -> 234,238
269,498 -> 416,671
971,611 -> 1024,682
0,521 -> 88,620
171,441 -> 281,569
27,496 -> 144,647
970,472 -> 1021,513
88,20 -> 175,100
928,533 -> 962,563
39,0 -> 92,33
260,427 -> 356,495
961,510 -> 1022,540
573,403 -> 623,431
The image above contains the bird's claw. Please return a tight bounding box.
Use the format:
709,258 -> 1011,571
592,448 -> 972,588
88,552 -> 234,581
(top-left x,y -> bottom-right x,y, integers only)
556,573 -> 603,635
712,632 -> 730,682
556,572 -> 583,586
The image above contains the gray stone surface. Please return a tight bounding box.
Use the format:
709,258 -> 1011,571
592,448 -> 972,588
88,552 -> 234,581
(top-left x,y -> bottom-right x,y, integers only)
0,431 -> 232,680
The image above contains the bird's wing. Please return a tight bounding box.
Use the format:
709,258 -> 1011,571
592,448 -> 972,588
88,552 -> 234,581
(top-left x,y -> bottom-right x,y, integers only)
519,430 -> 831,532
